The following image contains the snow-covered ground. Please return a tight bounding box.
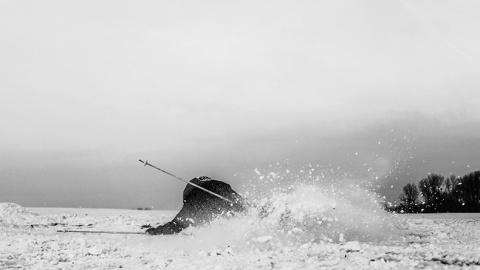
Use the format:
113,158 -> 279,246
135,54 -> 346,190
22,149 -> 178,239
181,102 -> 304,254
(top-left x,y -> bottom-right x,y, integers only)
2,194 -> 480,269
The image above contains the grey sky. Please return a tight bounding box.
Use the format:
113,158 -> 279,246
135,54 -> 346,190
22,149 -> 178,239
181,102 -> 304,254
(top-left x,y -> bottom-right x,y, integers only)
1,1 -> 479,209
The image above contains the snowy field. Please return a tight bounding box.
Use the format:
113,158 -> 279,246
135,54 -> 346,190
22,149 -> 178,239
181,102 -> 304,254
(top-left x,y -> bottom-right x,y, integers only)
1,201 -> 480,269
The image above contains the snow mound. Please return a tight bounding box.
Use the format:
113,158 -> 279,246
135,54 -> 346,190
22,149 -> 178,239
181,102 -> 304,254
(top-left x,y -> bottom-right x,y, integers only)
0,202 -> 39,225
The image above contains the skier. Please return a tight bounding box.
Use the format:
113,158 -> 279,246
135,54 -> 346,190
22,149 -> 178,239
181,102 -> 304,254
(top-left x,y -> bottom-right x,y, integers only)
146,176 -> 245,235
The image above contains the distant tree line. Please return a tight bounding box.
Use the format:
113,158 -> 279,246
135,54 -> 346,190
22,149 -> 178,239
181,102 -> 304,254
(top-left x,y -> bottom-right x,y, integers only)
386,170 -> 480,213
133,207 -> 153,211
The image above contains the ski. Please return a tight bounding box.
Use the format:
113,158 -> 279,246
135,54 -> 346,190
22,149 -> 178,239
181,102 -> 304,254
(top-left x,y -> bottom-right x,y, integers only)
57,229 -> 145,235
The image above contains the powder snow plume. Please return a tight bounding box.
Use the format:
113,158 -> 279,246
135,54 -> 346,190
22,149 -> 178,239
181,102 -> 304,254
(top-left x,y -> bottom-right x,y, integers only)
151,165 -> 406,253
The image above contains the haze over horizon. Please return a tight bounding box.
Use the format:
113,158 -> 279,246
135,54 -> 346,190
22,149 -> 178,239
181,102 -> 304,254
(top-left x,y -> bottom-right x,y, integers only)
1,1 -> 479,210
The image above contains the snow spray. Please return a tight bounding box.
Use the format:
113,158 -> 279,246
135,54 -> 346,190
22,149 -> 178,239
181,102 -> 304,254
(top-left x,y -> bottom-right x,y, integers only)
134,163 -> 407,253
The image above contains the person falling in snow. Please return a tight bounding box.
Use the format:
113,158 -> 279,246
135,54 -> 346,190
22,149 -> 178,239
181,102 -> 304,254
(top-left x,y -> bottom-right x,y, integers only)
146,176 -> 246,235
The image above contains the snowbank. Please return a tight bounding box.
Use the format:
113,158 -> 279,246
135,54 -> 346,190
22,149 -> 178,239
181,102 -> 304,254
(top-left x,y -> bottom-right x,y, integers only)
0,202 -> 39,225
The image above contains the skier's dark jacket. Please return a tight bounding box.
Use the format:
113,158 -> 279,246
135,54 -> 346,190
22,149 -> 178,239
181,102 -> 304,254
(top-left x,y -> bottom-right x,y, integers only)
146,176 -> 245,235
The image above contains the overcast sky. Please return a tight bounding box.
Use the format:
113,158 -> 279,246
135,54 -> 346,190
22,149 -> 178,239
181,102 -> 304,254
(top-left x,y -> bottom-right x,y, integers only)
1,0 -> 479,209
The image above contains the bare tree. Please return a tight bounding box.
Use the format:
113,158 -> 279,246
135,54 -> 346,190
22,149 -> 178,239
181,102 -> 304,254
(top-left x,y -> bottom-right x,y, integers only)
418,174 -> 444,211
399,183 -> 419,211
457,171 -> 480,209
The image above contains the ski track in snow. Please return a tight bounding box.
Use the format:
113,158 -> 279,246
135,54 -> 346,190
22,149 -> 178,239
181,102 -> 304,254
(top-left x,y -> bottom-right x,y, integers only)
1,202 -> 480,269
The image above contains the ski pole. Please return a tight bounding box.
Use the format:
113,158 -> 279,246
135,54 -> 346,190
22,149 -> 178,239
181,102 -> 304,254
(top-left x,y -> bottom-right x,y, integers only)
139,159 -> 233,203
